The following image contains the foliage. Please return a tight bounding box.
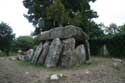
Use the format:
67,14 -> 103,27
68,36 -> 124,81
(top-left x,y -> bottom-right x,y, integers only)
23,0 -> 98,36
119,24 -> 125,32
103,23 -> 120,35
86,21 -> 104,38
15,36 -> 34,51
107,32 -> 125,58
0,22 -> 15,55
90,37 -> 108,56
90,32 -> 125,58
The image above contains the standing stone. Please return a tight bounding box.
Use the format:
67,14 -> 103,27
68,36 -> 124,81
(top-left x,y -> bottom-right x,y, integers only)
74,45 -> 86,64
37,41 -> 50,64
26,49 -> 34,61
31,43 -> 43,64
84,40 -> 91,61
103,45 -> 109,56
98,44 -> 109,56
61,38 -> 76,68
45,38 -> 62,68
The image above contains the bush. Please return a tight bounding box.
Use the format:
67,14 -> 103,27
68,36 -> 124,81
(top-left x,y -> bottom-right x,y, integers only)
107,32 -> 125,58
90,32 -> 125,58
90,37 -> 108,56
16,36 -> 34,51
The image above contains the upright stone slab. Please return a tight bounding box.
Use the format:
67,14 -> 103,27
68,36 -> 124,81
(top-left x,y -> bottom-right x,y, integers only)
26,49 -> 34,61
31,43 -> 43,64
37,41 -> 50,64
74,45 -> 86,64
84,40 -> 91,61
61,38 -> 76,68
45,38 -> 62,68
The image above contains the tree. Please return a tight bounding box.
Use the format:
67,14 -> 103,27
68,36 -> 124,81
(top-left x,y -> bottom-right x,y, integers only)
87,21 -> 104,38
0,22 -> 15,55
16,36 -> 34,51
104,23 -> 120,35
119,24 -> 125,32
23,0 -> 97,35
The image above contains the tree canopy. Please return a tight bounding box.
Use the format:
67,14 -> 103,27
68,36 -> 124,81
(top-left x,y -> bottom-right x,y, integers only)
119,24 -> 125,32
23,0 -> 98,36
0,22 -> 15,55
15,36 -> 34,51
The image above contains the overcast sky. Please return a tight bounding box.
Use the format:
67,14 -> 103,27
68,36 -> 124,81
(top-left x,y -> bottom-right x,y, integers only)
0,0 -> 34,37
0,0 -> 125,37
90,0 -> 125,25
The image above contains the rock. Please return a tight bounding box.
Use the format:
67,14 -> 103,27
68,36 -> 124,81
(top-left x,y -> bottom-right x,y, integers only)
31,43 -> 43,64
16,55 -> 25,61
37,41 -> 50,64
49,73 -> 64,81
112,58 -> 122,63
112,62 -> 122,70
21,25 -> 91,68
98,45 -> 109,56
61,38 -> 76,68
59,73 -> 63,78
45,38 -> 62,68
74,45 -> 86,64
9,57 -> 16,61
84,40 -> 91,61
50,74 -> 59,80
112,58 -> 123,70
18,50 -> 22,54
85,70 -> 91,74
25,49 -> 34,61
25,72 -> 30,75
39,25 -> 88,41
27,49 -> 34,57
16,49 -> 34,61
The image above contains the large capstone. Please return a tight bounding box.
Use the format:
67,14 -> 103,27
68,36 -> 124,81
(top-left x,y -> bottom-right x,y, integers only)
45,38 -> 62,68
61,38 -> 76,68
31,43 -> 43,64
39,25 -> 88,41
37,41 -> 50,64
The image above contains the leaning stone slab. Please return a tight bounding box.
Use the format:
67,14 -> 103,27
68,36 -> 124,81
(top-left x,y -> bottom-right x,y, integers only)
45,38 -> 62,68
31,43 -> 43,64
61,38 -> 76,68
39,25 -> 88,41
37,41 -> 50,64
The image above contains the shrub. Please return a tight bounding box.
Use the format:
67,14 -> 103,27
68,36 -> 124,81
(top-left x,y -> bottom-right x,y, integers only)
90,32 -> 125,58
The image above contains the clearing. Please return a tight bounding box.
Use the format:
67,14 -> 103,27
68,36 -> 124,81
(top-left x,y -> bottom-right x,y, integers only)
0,56 -> 125,83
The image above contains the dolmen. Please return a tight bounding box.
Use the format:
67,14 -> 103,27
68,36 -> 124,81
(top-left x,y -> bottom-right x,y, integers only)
30,25 -> 90,68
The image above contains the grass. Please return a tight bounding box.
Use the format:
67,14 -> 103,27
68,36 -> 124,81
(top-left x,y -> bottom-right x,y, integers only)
16,56 -> 113,72
0,52 -> 18,57
16,60 -> 46,69
16,57 -> 112,73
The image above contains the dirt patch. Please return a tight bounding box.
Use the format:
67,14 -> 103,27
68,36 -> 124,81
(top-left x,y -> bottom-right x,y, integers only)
0,57 -> 125,83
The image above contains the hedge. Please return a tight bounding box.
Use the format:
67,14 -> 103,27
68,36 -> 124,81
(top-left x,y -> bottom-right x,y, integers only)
90,32 -> 125,58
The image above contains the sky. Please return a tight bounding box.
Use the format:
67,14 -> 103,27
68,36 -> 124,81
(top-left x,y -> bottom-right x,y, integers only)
0,0 -> 125,37
90,0 -> 125,26
0,0 -> 34,37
